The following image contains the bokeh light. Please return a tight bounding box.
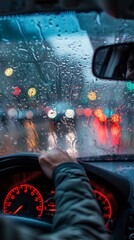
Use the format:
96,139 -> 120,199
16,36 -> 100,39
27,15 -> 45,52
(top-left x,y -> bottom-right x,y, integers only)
47,109 -> 57,119
65,109 -> 75,119
94,108 -> 107,122
98,113 -> 107,122
7,108 -> 17,118
28,88 -> 36,97
88,91 -> 97,101
126,81 -> 134,91
12,87 -> 21,96
111,114 -> 121,123
76,108 -> 84,116
4,68 -> 13,76
105,109 -> 113,118
83,108 -> 92,117
26,111 -> 34,119
94,108 -> 103,118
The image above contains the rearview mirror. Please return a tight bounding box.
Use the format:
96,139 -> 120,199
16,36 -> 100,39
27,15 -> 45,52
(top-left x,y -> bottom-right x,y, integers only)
92,42 -> 134,81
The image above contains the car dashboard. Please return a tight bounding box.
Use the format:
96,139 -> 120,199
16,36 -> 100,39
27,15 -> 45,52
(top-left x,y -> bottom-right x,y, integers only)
0,155 -> 133,240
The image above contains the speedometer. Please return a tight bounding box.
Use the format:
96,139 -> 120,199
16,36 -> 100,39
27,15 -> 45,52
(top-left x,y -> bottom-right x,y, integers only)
3,184 -> 44,218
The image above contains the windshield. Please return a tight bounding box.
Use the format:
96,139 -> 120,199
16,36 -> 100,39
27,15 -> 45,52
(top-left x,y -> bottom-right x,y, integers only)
0,12 -> 133,159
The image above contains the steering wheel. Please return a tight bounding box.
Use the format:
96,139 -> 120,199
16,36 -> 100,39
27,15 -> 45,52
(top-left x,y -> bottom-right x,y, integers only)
0,152 -> 52,233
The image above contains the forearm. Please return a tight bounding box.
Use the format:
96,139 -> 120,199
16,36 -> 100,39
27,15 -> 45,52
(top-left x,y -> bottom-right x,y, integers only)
51,162 -> 109,240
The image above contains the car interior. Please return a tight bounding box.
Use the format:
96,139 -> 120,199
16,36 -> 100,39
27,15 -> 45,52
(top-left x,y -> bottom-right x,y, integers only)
0,1 -> 134,240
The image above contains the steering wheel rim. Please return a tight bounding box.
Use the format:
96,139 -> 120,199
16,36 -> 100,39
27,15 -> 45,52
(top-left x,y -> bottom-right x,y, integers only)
0,152 -> 52,233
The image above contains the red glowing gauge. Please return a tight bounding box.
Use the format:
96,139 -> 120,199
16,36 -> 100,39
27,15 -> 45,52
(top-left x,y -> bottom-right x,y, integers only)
93,190 -> 112,226
43,190 -> 56,223
3,184 -> 44,218
44,191 -> 56,213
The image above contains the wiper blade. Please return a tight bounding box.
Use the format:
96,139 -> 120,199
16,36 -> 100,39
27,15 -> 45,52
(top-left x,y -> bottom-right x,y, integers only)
77,154 -> 134,162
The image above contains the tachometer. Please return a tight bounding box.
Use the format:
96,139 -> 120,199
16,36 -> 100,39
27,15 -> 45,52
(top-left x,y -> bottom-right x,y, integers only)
93,190 -> 112,226
3,184 -> 44,218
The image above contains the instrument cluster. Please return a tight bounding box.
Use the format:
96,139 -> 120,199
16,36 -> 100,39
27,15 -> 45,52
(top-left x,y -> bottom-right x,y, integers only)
0,170 -> 119,229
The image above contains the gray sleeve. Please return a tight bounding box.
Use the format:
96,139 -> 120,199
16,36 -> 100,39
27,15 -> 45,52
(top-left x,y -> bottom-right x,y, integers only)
44,162 -> 109,240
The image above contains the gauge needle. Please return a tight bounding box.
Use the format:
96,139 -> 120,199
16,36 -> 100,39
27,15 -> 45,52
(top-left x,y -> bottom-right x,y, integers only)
13,205 -> 23,215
